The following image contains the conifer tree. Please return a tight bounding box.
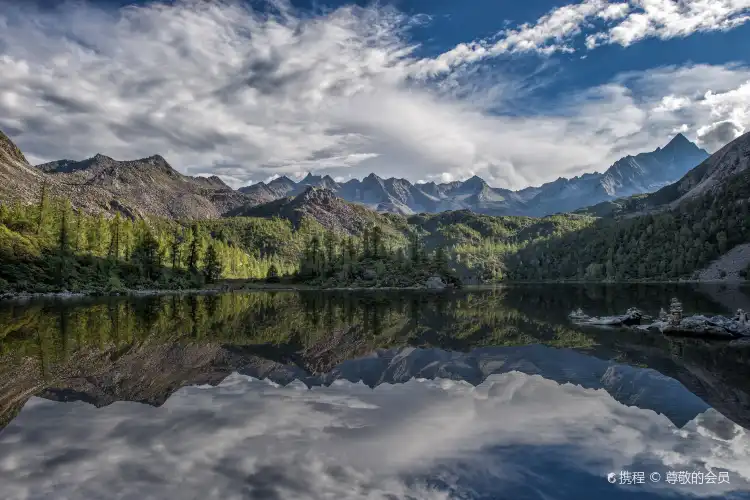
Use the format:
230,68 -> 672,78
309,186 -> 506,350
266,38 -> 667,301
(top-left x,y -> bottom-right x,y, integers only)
73,210 -> 84,253
55,200 -> 72,287
435,245 -> 448,271
266,263 -> 280,283
203,243 -> 222,283
324,230 -> 336,273
0,202 -> 8,226
371,226 -> 383,259
409,231 -> 421,264
37,181 -> 49,235
108,214 -> 122,261
362,227 -> 371,259
187,224 -> 203,273
171,227 -> 183,270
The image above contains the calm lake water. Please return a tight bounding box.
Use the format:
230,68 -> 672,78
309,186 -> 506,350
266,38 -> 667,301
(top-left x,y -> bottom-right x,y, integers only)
1,285 -> 750,499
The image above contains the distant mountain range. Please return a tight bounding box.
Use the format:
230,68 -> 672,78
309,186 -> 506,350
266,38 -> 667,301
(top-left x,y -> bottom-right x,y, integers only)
0,128 -> 709,219
577,131 -> 750,218
239,133 -> 709,216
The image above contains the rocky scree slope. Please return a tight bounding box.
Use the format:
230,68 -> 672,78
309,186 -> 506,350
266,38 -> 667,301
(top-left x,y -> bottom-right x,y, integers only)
37,153 -> 250,219
228,186 -> 391,234
0,128 -> 253,219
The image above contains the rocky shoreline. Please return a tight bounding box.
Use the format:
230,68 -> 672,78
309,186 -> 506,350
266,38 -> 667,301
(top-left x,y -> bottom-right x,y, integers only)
0,287 -> 239,302
569,298 -> 750,340
0,275 -> 461,302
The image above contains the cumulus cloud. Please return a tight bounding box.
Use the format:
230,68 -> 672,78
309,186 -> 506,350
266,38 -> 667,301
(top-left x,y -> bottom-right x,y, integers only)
612,64 -> 750,152
0,0 -> 749,189
697,120 -> 746,150
653,95 -> 692,112
1,372 -> 749,499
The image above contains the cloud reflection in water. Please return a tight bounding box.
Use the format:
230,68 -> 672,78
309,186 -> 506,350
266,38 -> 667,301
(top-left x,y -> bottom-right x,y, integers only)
2,361 -> 750,500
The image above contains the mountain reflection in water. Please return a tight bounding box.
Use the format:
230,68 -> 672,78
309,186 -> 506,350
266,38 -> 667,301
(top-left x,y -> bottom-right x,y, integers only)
1,285 -> 750,499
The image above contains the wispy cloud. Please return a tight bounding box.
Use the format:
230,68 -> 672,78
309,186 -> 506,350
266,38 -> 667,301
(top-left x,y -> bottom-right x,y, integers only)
0,0 -> 748,189
589,0 -> 750,48
427,0 -> 750,70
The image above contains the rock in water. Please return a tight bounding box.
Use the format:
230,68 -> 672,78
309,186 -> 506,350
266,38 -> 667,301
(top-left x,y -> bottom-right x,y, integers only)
568,307 -> 646,327
658,308 -> 668,321
668,297 -> 683,325
569,308 -> 588,321
735,309 -> 749,325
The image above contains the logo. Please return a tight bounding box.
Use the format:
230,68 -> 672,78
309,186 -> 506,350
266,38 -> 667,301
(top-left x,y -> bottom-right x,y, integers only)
607,473 -> 617,484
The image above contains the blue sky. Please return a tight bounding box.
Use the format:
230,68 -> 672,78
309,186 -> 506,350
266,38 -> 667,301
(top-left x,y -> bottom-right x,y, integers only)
1,0 -> 749,188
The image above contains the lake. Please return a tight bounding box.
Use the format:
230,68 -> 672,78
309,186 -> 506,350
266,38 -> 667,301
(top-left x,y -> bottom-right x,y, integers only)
1,285 -> 750,499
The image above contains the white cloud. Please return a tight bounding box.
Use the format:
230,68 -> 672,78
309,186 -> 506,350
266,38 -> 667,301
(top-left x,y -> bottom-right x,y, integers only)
598,0 -> 750,48
599,2 -> 631,20
697,120 -> 746,150
413,0 -> 611,75
612,64 -> 750,152
653,95 -> 692,112
1,371 -> 748,499
0,0 -> 749,190
429,0 -> 750,70
672,123 -> 690,134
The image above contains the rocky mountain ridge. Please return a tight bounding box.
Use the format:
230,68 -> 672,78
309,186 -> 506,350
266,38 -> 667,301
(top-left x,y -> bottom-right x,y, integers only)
240,133 -> 708,216
0,128 -> 711,220
0,132 -> 254,219
229,186 -> 383,233
577,131 -> 750,217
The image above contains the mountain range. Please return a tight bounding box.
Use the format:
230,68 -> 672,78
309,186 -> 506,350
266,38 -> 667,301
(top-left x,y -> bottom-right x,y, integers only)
577,130 -> 750,218
0,129 -> 710,219
239,133 -> 709,216
0,130 -> 249,219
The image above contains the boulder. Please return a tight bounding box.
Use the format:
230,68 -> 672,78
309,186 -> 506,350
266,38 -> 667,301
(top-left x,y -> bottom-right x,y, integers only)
425,276 -> 447,290
569,304 -> 750,339
362,269 -> 377,281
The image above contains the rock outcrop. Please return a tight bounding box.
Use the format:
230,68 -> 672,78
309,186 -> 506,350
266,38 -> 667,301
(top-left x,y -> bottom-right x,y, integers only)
570,299 -> 750,339
228,187 -> 383,233
424,275 -> 447,289
0,128 -> 253,219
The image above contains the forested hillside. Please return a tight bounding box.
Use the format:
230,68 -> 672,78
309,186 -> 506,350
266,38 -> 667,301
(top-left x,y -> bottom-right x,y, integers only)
2,129 -> 750,292
0,182 -> 599,292
0,192 -> 319,293
505,166 -> 750,281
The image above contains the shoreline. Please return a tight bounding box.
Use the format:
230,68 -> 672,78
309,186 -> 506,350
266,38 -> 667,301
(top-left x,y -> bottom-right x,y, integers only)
1,279 -> 748,302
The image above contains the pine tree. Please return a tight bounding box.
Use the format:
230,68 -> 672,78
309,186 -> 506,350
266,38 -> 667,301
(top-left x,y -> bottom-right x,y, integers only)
171,227 -> 182,270
266,263 -> 280,283
56,201 -> 72,287
324,230 -> 336,273
37,181 -> 49,235
0,202 -> 8,226
131,224 -> 161,281
434,245 -> 448,271
371,226 -> 383,259
73,210 -> 84,253
187,224 -> 202,273
203,243 -> 222,283
108,214 -> 122,261
409,231 -> 421,264
362,227 -> 371,259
